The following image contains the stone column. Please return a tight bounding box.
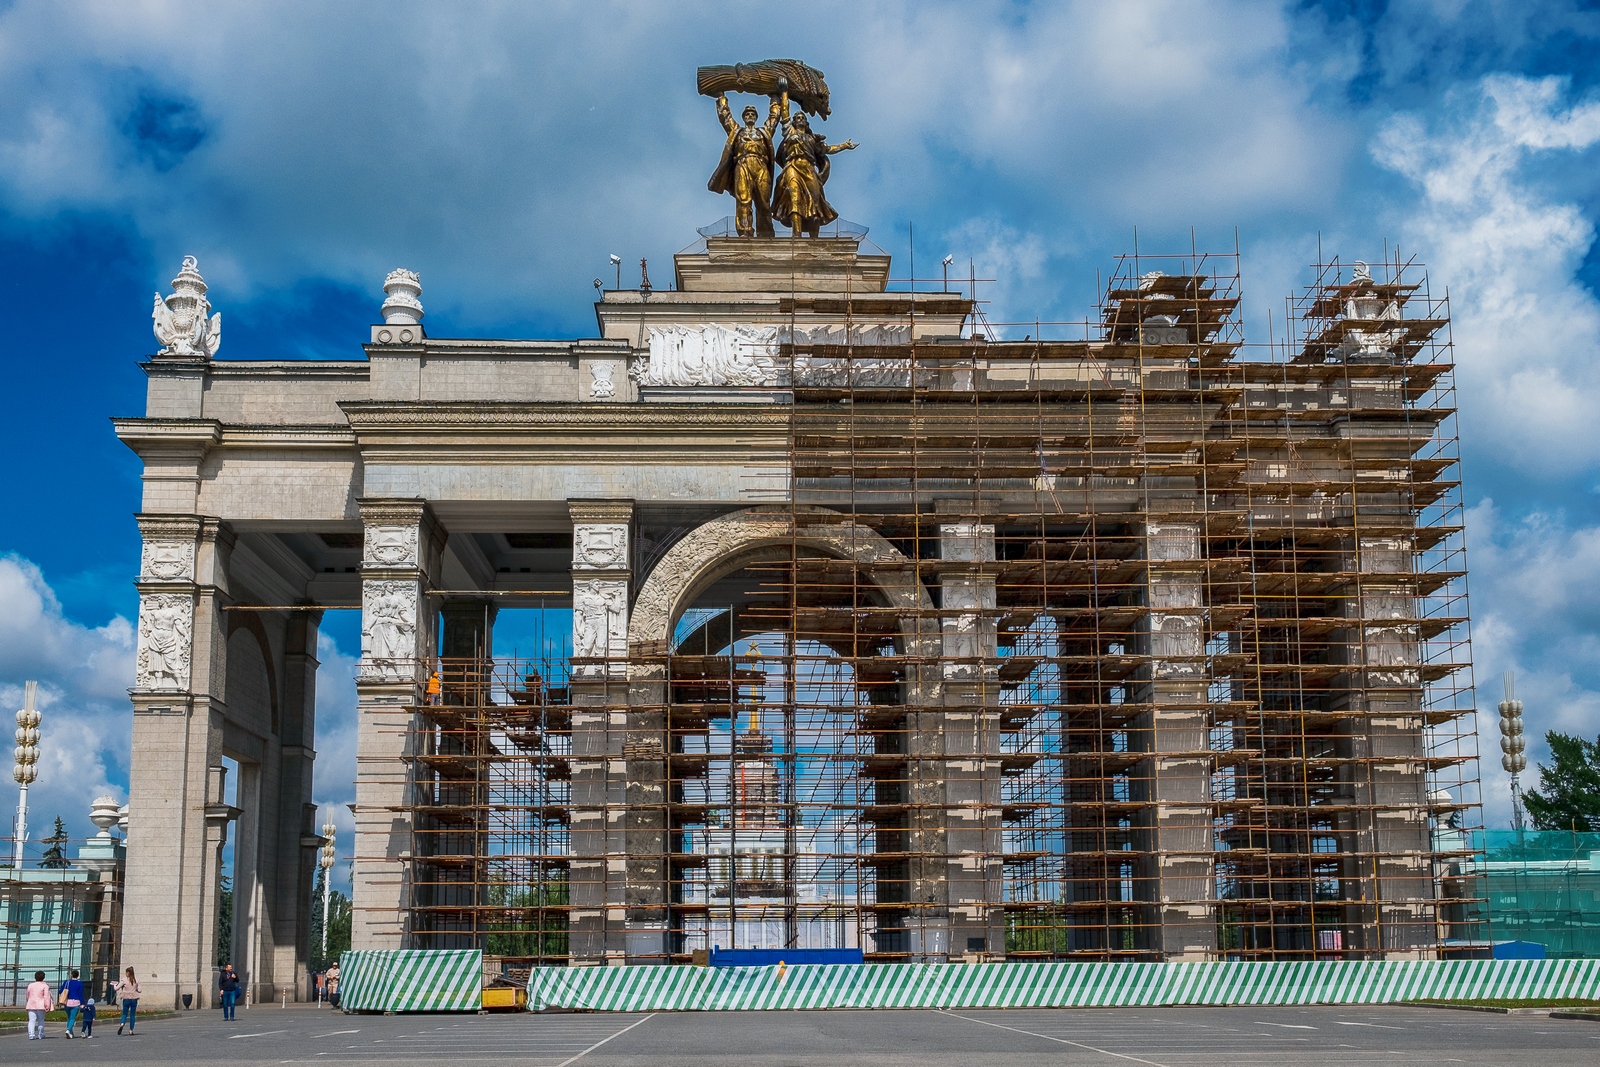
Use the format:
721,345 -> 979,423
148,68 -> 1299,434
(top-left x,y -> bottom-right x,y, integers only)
275,610 -> 322,998
350,499 -> 445,950
567,500 -> 656,963
933,522 -> 1005,960
1134,518 -> 1217,960
431,599 -> 498,946
122,514 -> 236,1008
1335,533 -> 1432,956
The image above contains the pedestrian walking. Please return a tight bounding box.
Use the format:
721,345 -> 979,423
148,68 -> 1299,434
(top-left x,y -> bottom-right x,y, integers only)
115,967 -> 141,1034
59,968 -> 85,1037
219,963 -> 241,1019
25,970 -> 51,1039
81,997 -> 96,1038
327,962 -> 341,1009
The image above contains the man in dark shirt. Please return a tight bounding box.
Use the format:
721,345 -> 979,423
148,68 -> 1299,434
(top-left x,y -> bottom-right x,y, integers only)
219,964 -> 241,1020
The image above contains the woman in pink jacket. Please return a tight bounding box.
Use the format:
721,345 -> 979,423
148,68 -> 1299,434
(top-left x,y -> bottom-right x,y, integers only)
25,970 -> 52,1040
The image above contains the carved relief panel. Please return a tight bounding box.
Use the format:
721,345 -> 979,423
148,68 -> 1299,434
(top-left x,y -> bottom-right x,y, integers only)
573,524 -> 629,571
135,592 -> 194,691
139,540 -> 195,582
359,579 -> 420,682
363,524 -> 420,568
573,578 -> 628,675
941,579 -> 997,680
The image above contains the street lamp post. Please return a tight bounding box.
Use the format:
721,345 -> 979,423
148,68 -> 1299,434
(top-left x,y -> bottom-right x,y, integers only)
12,681 -> 40,870
319,815 -> 336,960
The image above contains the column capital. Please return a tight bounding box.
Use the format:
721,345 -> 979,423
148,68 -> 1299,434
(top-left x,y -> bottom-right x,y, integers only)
135,512 -> 205,543
357,497 -> 445,578
568,498 -> 634,525
358,496 -> 439,529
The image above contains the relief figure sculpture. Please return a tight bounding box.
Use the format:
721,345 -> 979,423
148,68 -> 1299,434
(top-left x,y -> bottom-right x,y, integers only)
574,579 -> 627,659
363,581 -> 418,679
138,594 -> 192,690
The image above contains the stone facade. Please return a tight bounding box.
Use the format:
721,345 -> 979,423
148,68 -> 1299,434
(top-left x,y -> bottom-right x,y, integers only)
114,240 -> 1471,975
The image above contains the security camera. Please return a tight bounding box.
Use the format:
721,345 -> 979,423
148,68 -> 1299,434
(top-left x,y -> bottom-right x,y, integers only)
609,254 -> 622,265
942,254 -> 954,266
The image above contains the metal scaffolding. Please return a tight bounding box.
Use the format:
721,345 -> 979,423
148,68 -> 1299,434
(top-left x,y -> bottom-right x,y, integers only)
373,244 -> 1481,966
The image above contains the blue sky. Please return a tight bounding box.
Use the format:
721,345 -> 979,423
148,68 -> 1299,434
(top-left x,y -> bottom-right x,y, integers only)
1,0 -> 1598,860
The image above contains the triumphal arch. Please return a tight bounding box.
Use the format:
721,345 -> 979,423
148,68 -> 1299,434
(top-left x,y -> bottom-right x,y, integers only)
114,62 -> 1477,1006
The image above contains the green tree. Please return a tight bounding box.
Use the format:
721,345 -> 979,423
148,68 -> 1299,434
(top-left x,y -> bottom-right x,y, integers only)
217,873 -> 233,966
485,878 -> 568,959
323,890 -> 352,966
1524,730 -> 1600,832
308,864 -> 352,972
38,816 -> 70,868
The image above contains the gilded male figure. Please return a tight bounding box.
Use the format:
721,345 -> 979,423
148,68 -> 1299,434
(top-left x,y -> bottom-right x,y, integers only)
772,108 -> 857,238
708,92 -> 785,238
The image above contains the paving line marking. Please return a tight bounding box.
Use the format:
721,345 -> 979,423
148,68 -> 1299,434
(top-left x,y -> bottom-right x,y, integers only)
938,1010 -> 1172,1067
1252,1022 -> 1318,1029
314,1030 -> 362,1038
1334,1022 -> 1404,1030
231,1029 -> 291,1039
553,1013 -> 656,1067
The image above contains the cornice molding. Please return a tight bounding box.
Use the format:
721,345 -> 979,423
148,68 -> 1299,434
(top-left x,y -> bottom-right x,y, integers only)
569,499 -> 635,525
357,497 -> 435,529
339,401 -> 788,431
135,513 -> 205,541
112,418 -> 223,449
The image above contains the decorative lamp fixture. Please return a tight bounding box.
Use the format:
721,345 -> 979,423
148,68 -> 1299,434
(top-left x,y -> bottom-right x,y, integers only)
12,680 -> 40,869
1498,671 -> 1527,831
319,812 -> 338,955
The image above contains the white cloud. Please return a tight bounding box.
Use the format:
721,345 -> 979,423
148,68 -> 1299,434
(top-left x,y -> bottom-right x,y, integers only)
1465,499 -> 1600,828
1373,75 -> 1600,830
0,555 -> 364,885
0,556 -> 134,853
1374,75 -> 1600,476
0,0 -> 1343,327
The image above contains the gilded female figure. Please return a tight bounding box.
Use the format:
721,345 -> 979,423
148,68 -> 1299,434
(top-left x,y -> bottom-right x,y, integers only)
771,108 -> 858,238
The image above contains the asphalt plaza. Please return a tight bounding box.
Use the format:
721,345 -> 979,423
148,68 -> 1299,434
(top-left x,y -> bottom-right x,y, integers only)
5,1003 -> 1600,1065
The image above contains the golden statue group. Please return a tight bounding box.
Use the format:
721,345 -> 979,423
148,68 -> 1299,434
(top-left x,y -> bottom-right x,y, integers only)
699,60 -> 858,238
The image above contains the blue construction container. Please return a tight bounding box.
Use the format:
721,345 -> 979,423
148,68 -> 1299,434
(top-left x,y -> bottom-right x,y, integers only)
1492,940 -> 1549,960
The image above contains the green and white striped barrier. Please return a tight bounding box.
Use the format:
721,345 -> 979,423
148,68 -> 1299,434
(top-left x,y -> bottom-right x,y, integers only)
338,949 -> 482,1013
526,958 -> 1600,1012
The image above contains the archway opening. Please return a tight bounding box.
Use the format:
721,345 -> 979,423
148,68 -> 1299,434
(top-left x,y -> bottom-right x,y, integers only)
663,546 -> 911,958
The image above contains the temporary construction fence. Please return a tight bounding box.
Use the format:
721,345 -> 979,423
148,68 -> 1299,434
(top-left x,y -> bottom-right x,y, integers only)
338,949 -> 482,1012
526,958 -> 1600,1012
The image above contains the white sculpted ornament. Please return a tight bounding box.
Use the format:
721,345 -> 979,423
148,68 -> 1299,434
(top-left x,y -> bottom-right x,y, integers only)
140,540 -> 194,582
590,361 -> 617,399
635,324 -> 783,387
573,579 -> 627,664
573,524 -> 628,570
152,256 -> 222,358
360,580 -> 418,681
363,524 -> 419,567
137,593 -> 193,690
